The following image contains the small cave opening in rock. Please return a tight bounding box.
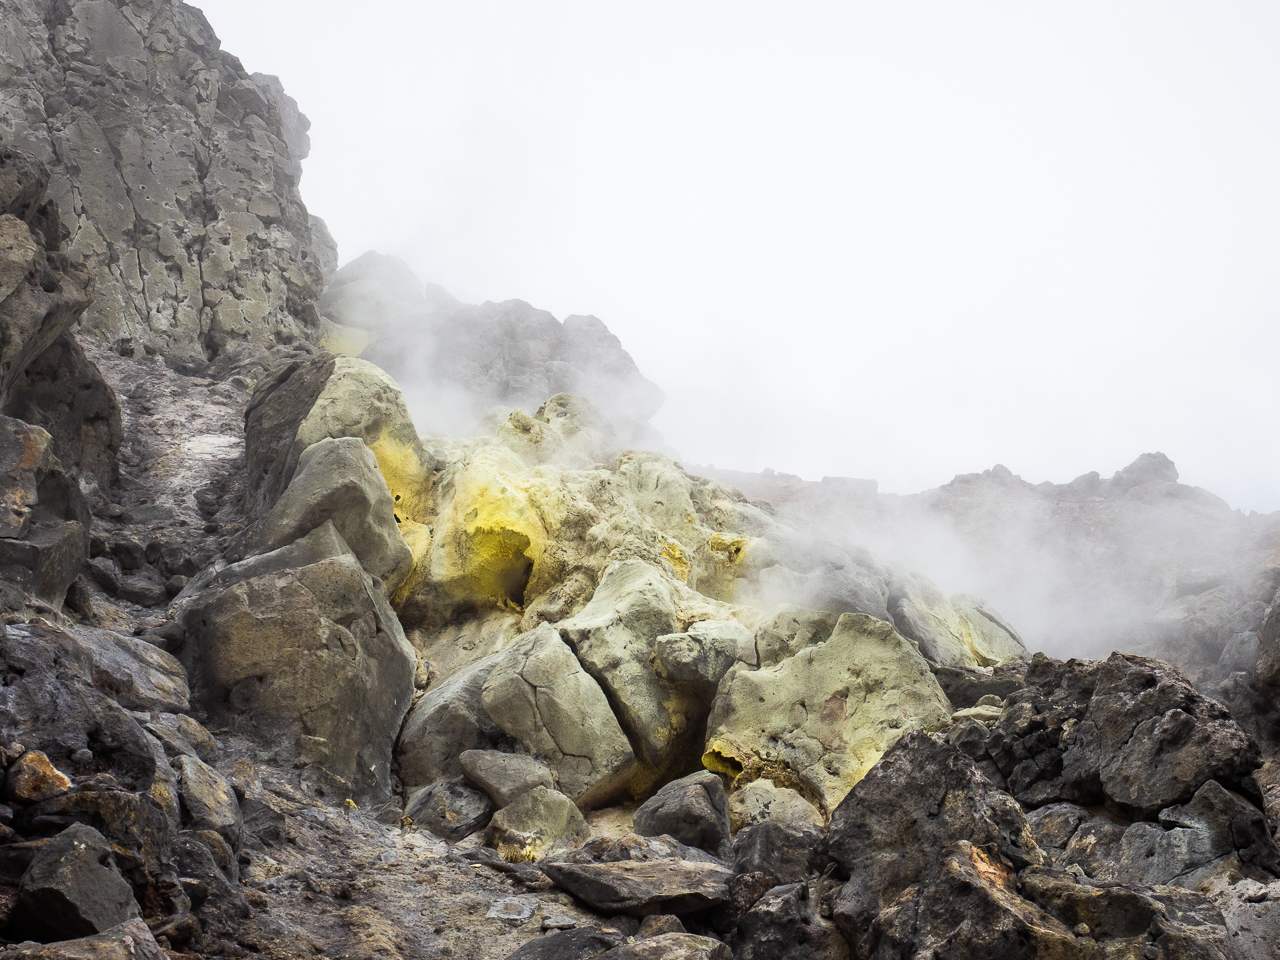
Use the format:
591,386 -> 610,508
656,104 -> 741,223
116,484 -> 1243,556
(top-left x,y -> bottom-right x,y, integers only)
468,528 -> 535,610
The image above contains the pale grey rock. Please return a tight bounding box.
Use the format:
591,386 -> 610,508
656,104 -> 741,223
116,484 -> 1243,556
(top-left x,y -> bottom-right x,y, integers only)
459,749 -> 555,808
727,778 -> 824,832
485,785 -> 590,861
653,620 -> 756,693
241,435 -> 413,592
404,779 -> 494,842
481,623 -> 637,808
174,754 -> 242,850
752,606 -> 841,669
0,0 -> 332,359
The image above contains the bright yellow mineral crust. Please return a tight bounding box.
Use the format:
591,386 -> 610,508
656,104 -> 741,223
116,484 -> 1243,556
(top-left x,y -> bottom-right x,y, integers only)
366,433 -> 436,605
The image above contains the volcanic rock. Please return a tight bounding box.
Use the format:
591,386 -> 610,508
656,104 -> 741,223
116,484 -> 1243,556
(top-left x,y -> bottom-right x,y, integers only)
16,823 -> 139,939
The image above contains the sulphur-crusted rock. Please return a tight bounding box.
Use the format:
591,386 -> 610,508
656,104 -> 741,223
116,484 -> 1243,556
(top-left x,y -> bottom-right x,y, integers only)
729,882 -> 849,960
239,435 -> 413,592
0,918 -> 167,959
558,561 -> 703,781
888,572 -> 1028,668
0,2 -> 331,359
480,623 -> 638,807
633,771 -> 732,860
3,331 -> 121,489
705,614 -> 953,812
243,354 -> 437,519
828,732 -> 1044,927
16,823 -> 139,939
178,522 -> 414,806
485,785 -> 590,862
459,750 -> 555,809
751,606 -> 841,669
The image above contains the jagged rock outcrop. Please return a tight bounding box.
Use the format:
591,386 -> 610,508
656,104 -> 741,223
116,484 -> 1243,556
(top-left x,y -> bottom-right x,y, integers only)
0,0 -> 333,360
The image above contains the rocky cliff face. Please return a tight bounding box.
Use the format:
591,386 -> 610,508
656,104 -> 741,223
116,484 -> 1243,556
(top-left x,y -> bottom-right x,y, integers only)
0,0 -> 335,361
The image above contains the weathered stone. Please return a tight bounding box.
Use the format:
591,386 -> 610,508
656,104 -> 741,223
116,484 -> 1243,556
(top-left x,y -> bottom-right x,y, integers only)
52,624 -> 189,714
730,883 -> 850,960
241,435 -> 413,592
0,624 -> 156,792
0,919 -> 167,959
27,787 -> 176,880
732,820 -> 826,885
752,606 -> 840,669
828,732 -> 1044,927
481,623 -> 637,807
179,523 -> 414,806
16,823 -> 139,939
0,7 -> 330,360
403,779 -> 494,842
243,355 -> 435,520
540,858 -> 734,916
174,755 -> 242,851
705,614 -> 952,812
460,749 -> 555,808
5,748 -> 71,802
594,934 -> 731,960
486,786 -> 590,862
144,714 -> 218,765
1204,876 -> 1280,960
633,771 -> 731,860
652,619 -> 756,693
726,778 -> 824,832
502,927 -> 625,960
397,654 -> 508,791
559,561 -> 698,779
3,331 -> 121,488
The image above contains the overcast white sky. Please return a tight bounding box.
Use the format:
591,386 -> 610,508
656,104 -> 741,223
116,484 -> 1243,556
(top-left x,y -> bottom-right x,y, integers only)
197,2 -> 1280,512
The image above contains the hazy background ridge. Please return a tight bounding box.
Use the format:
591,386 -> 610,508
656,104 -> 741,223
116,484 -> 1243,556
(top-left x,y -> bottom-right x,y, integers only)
196,0 -> 1280,512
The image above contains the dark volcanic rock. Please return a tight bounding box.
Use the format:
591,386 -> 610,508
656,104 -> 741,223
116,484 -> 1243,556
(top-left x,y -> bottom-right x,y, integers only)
540,858 -> 734,917
502,926 -> 625,960
16,822 -> 139,939
0,918 -> 168,959
404,779 -> 494,842
3,330 -> 122,488
632,771 -> 731,860
732,819 -> 825,885
729,882 -> 849,960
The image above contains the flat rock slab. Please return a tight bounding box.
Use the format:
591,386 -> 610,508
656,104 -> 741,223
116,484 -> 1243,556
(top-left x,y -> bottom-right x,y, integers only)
0,919 -> 166,959
540,858 -> 734,916
597,933 -> 732,959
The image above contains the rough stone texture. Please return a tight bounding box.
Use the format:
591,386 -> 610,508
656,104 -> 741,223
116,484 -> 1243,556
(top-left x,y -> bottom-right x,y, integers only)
3,331 -> 121,488
31,622 -> 190,713
404,779 -> 494,842
652,619 -> 756,694
632,772 -> 731,860
5,748 -> 72,802
726,778 -> 824,832
242,354 -> 435,519
173,754 -> 242,850
239,435 -> 413,592
704,614 -> 953,812
977,652 -> 1263,817
480,623 -> 637,808
0,0 -> 332,360
0,919 -> 167,959
539,858 -> 734,917
0,414 -> 90,604
460,750 -> 555,809
732,820 -> 826,885
1204,876 -> 1280,960
594,934 -> 731,960
828,732 -> 1044,921
751,606 -> 841,669
178,523 -> 415,807
729,883 -> 850,960
485,785 -> 590,862
16,823 -> 139,939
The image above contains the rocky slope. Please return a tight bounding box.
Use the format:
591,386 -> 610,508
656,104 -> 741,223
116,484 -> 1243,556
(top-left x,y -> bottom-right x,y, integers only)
0,4 -> 1279,959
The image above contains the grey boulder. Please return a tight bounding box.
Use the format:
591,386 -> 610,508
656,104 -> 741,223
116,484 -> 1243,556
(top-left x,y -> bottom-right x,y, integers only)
460,749 -> 555,808
633,771 -> 731,860
485,785 -> 590,861
17,823 -> 139,939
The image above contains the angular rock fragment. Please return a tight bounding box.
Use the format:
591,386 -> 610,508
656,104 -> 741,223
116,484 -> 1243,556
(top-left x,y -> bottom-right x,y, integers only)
405,780 -> 495,841
730,883 -> 849,960
539,858 -> 734,916
595,934 -> 731,959
706,614 -> 952,811
480,623 -> 637,807
633,771 -> 731,860
398,654 -> 509,790
17,823 -> 139,939
486,786 -> 590,861
0,918 -> 167,960
460,749 -> 556,808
